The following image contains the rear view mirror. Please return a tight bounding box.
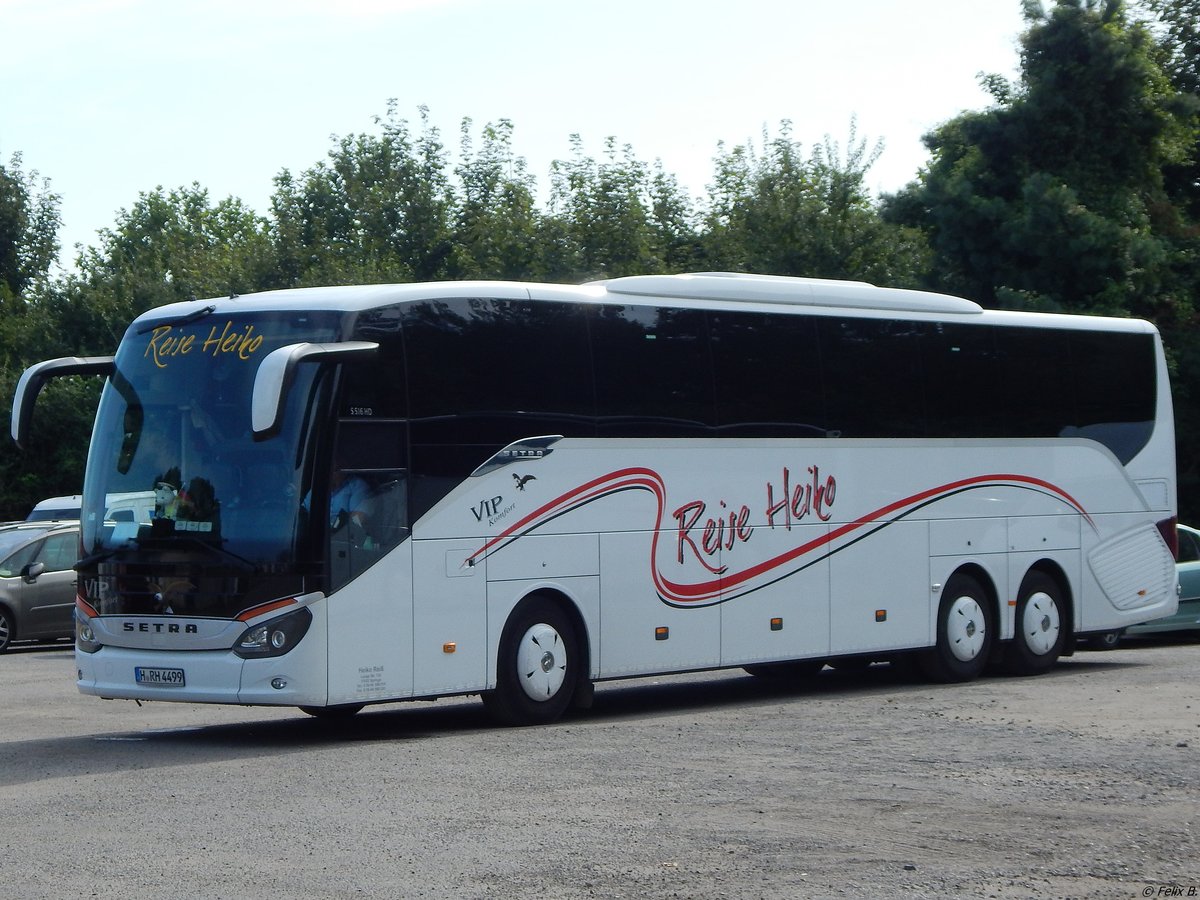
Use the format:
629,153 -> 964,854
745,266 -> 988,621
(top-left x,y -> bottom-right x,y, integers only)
251,342 -> 379,440
11,356 -> 115,448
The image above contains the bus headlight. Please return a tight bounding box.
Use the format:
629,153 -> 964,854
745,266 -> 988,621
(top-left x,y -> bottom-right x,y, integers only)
233,607 -> 312,659
76,610 -> 102,654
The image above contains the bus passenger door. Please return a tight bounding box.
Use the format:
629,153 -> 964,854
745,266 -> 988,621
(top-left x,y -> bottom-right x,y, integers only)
324,353 -> 417,705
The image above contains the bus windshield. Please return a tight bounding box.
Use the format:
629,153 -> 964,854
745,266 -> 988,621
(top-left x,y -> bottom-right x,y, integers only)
81,310 -> 341,573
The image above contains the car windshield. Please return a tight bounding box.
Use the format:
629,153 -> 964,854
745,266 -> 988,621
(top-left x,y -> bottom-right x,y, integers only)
81,309 -> 341,568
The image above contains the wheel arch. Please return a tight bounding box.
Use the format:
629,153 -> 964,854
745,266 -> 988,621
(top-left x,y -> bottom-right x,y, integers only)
494,586 -> 594,694
483,586 -> 594,725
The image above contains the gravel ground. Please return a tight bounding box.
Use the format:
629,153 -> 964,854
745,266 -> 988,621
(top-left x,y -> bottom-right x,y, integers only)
2,636 -> 1198,899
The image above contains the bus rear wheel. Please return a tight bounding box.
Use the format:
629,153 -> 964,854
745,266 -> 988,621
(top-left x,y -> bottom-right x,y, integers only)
1005,570 -> 1065,676
483,596 -> 578,727
920,573 -> 993,683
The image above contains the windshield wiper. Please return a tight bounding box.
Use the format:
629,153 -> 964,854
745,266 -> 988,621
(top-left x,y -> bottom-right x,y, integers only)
145,534 -> 259,571
136,303 -> 217,335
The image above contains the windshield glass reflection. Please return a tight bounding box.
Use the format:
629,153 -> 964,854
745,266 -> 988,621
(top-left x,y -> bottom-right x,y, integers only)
82,311 -> 339,568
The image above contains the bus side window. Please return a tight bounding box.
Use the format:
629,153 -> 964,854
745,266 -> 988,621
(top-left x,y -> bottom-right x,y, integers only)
591,305 -> 715,437
328,419 -> 409,589
709,311 -> 827,437
820,317 -> 926,438
334,419 -> 408,513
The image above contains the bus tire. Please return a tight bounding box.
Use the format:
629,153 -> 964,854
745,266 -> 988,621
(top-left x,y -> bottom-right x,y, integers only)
1005,570 -> 1065,676
920,573 -> 993,683
483,596 -> 578,727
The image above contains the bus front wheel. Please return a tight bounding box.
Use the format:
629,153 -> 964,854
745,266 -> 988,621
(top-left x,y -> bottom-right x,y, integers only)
1005,570 -> 1065,676
483,596 -> 579,727
920,573 -> 993,683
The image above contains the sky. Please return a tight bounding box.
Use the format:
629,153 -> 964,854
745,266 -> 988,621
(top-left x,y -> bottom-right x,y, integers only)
1,0 -> 1026,273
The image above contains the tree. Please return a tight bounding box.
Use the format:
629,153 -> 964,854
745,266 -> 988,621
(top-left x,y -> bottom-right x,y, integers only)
702,121 -> 928,284
451,118 -> 541,280
44,184 -> 275,356
0,153 -> 60,307
1138,0 -> 1200,219
887,0 -> 1193,315
545,135 -> 671,281
270,102 -> 454,286
0,370 -> 100,519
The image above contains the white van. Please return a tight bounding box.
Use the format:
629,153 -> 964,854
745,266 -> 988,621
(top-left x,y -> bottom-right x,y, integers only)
26,495 -> 82,521
26,492 -> 156,524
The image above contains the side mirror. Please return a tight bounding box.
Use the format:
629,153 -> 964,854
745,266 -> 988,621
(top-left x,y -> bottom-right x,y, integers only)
12,356 -> 115,448
21,561 -> 46,583
251,341 -> 378,440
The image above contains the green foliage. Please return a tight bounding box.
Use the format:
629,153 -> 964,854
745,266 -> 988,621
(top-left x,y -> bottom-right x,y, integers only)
890,0 -> 1194,313
1140,0 -> 1200,94
0,153 -> 60,307
451,118 -> 541,280
271,102 -> 454,286
0,373 -> 99,519
1137,0 -> 1200,221
702,121 -> 929,285
546,135 -> 663,280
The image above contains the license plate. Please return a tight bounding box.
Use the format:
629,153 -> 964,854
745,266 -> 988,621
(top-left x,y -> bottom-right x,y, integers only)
135,667 -> 186,686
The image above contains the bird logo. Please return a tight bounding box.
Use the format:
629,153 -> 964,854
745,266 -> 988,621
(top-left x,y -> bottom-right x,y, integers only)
513,473 -> 536,491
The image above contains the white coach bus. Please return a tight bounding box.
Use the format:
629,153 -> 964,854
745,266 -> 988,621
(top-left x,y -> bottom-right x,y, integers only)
11,273 -> 1179,725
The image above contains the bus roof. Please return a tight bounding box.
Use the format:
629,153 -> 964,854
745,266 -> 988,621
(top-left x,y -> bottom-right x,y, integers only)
132,274 -> 1159,335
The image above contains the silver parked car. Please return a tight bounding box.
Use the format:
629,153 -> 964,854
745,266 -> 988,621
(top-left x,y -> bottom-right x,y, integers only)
0,522 -> 80,652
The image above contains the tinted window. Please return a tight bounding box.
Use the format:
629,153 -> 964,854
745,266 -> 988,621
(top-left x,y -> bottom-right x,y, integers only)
921,322 -> 1005,437
1064,330 -> 1155,461
590,305 -> 715,436
404,297 -> 594,517
819,317 -> 926,438
405,298 -> 594,444
709,311 -> 827,436
991,326 -> 1073,438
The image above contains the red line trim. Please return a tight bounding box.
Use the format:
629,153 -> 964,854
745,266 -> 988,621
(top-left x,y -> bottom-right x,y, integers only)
465,470 -> 1093,607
